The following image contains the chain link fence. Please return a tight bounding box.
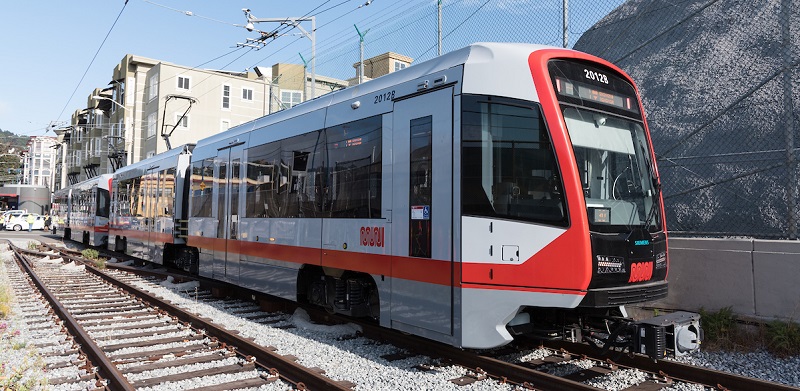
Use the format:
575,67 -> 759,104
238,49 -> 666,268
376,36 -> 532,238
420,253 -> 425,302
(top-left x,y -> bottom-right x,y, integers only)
269,0 -> 624,81
574,0 -> 799,239
267,0 -> 798,239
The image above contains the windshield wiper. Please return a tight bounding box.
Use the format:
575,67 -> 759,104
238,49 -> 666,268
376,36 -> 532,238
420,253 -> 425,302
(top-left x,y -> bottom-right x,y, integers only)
643,178 -> 661,232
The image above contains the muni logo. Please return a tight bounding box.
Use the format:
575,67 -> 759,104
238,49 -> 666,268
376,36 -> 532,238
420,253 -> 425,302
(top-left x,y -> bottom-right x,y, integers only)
360,226 -> 385,248
628,261 -> 653,283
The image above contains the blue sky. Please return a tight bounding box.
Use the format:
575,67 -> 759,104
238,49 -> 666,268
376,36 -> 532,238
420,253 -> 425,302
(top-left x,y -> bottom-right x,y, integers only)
0,0 -> 621,138
0,0 -> 387,137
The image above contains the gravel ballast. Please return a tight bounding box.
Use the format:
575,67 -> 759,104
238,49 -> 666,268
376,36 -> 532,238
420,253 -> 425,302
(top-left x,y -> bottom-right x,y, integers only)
1,242 -> 799,390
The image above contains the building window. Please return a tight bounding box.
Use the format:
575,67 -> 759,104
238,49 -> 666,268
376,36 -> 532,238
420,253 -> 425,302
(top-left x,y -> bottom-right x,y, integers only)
176,114 -> 189,129
178,76 -> 190,90
221,120 -> 230,131
147,113 -> 157,138
147,152 -> 155,159
280,90 -> 302,109
148,74 -> 159,101
394,61 -> 407,71
222,85 -> 230,109
242,88 -> 253,101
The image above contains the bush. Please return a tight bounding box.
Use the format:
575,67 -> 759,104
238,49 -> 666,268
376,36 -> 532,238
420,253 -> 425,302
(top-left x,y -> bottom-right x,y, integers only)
81,249 -> 99,260
697,306 -> 762,351
700,306 -> 736,342
94,258 -> 107,270
767,320 -> 800,357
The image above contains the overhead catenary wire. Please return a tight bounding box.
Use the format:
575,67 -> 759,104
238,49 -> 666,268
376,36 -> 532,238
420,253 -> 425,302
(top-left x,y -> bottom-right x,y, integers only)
140,0 -> 245,28
55,1 -> 130,132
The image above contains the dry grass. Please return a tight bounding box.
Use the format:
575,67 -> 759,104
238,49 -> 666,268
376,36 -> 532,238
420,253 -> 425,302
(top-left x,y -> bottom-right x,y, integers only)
700,307 -> 800,356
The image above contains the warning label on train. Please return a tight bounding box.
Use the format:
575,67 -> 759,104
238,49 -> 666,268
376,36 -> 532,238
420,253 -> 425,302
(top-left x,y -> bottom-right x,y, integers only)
411,205 -> 430,220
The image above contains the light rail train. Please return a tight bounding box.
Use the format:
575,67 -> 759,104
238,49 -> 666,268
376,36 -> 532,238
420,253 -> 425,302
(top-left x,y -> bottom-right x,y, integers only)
55,43 -> 701,359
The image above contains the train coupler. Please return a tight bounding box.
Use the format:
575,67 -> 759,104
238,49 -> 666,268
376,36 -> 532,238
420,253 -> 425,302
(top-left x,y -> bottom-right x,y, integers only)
635,311 -> 702,359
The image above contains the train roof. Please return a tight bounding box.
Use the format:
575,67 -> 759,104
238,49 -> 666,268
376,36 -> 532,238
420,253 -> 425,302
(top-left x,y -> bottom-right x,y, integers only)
113,143 -> 194,180
72,173 -> 113,191
192,42 -> 580,160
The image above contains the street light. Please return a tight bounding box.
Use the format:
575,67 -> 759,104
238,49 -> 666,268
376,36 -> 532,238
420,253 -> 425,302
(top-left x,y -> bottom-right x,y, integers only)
91,95 -> 127,111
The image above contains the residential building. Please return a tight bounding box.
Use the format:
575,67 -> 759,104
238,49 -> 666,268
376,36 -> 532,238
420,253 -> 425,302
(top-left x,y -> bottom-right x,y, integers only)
20,136 -> 56,187
61,54 -> 348,182
257,63 -> 347,113
138,62 -> 273,159
350,52 -> 413,85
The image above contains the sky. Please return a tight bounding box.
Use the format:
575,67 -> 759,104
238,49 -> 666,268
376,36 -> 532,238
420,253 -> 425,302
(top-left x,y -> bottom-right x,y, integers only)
0,0 -> 392,138
0,0 -> 621,139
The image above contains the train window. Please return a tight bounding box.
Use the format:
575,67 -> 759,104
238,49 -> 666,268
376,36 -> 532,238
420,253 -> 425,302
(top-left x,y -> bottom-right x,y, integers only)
97,187 -> 110,218
190,158 -> 215,218
325,115 -> 382,218
246,140 -> 283,217
216,159 -> 228,238
409,116 -> 432,258
244,115 -> 382,219
461,95 -> 567,226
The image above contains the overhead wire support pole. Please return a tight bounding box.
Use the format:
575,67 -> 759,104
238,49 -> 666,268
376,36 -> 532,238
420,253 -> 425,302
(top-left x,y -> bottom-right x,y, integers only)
562,0 -> 569,48
781,0 -> 796,239
354,24 -> 370,84
438,0 -> 442,56
243,10 -> 316,99
299,53 -> 310,101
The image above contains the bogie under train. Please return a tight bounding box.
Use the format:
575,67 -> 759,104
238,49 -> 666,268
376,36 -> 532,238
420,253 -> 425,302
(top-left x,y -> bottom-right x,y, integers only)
54,43 -> 701,359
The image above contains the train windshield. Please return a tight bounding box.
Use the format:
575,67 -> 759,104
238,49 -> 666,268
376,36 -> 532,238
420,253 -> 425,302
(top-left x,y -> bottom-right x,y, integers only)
562,107 -> 660,232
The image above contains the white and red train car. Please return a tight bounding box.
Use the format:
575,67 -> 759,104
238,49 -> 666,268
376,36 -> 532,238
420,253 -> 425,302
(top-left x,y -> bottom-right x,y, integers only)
53,174 -> 113,247
108,144 -> 194,267
61,43 -> 700,359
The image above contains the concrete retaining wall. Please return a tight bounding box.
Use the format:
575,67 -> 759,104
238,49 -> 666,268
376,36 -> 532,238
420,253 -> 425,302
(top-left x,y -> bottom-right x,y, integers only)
657,238 -> 800,320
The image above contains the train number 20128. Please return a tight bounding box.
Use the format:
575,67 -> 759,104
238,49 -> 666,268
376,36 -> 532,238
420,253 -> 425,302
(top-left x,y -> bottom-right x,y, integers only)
374,90 -> 395,104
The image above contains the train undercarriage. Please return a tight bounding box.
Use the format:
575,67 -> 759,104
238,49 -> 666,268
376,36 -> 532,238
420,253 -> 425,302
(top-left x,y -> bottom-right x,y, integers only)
508,306 -> 702,360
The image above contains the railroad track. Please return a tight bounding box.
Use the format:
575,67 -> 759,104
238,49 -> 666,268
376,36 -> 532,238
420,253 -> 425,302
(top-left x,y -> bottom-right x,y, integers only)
3,241 -> 354,390
0,246 -> 105,390
31,239 -> 800,391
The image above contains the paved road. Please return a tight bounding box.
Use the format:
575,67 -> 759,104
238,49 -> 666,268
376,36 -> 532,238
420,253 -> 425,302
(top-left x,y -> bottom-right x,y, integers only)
0,229 -> 66,247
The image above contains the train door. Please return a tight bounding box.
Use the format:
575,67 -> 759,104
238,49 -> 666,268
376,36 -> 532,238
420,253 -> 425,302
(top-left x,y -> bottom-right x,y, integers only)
390,87 -> 454,337
142,168 -> 158,259
213,142 -> 245,284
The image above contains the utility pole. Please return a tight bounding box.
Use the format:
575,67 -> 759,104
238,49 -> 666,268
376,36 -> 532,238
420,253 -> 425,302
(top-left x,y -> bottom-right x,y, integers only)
438,0 -> 443,56
243,10 -> 316,99
355,24 -> 370,84
299,53 -> 310,100
562,0 -> 569,48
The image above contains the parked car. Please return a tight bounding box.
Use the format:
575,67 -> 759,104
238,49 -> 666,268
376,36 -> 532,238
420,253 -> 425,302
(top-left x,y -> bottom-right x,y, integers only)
1,210 -> 26,230
5,213 -> 45,231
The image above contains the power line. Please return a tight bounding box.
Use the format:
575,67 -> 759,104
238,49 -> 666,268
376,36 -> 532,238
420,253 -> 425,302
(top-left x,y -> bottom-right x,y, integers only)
55,1 -> 130,129
140,0 -> 245,28
415,0 -> 489,59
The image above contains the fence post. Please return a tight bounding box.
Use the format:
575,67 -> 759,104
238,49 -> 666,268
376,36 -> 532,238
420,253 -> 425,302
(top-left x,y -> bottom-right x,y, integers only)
782,0 -> 797,239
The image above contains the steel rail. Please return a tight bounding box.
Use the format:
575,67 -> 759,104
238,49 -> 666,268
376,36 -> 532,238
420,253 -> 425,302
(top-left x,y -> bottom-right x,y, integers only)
43,246 -> 353,391
307,308 -> 602,391
543,340 -> 800,391
7,242 -> 135,391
